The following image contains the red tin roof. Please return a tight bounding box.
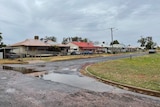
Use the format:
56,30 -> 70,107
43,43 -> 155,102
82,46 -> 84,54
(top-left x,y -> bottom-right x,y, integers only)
71,42 -> 99,49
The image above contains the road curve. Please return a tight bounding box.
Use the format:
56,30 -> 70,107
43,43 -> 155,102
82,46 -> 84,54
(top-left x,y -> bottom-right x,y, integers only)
1,53 -> 160,107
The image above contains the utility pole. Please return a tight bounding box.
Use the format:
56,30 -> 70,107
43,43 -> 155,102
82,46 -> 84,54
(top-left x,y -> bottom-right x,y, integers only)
109,28 -> 114,54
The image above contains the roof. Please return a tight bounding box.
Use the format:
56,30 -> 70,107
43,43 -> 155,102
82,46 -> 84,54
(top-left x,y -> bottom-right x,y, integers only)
94,43 -> 111,48
11,39 -> 50,47
42,40 -> 58,46
57,44 -> 70,47
71,42 -> 99,49
112,44 -> 126,48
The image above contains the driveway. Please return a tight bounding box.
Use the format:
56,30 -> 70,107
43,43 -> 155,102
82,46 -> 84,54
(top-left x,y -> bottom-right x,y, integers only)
1,53 -> 160,107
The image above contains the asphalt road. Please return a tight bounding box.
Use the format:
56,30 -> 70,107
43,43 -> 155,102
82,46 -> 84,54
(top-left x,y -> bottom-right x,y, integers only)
1,53 -> 160,107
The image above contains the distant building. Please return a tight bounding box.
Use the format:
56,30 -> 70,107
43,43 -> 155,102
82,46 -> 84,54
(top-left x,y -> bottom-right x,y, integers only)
67,41 -> 100,53
9,36 -> 69,57
94,42 -> 110,53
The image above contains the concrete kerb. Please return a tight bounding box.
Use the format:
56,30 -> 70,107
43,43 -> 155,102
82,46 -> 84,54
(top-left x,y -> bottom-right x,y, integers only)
83,64 -> 160,97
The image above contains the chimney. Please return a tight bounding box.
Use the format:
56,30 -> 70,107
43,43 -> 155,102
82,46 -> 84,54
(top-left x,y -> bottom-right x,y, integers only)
34,36 -> 39,40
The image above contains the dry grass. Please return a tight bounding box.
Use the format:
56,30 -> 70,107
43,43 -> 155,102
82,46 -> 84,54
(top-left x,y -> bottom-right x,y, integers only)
0,59 -> 26,64
0,54 -> 109,64
87,53 -> 160,91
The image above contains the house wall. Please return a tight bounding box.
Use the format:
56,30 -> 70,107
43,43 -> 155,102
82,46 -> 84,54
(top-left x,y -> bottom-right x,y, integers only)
67,43 -> 79,53
12,46 -> 26,54
12,46 -> 52,56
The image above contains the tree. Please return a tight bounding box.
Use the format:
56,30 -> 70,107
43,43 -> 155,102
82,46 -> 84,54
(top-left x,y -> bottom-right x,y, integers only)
81,38 -> 88,42
44,36 -> 57,42
0,32 -> 6,47
62,38 -> 68,44
137,37 -> 147,47
138,36 -> 156,49
0,32 -> 2,43
145,37 -> 156,49
62,36 -> 89,44
110,40 -> 119,45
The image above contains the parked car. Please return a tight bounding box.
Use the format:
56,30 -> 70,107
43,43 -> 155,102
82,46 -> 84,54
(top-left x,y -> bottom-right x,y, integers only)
5,52 -> 20,59
148,49 -> 156,54
71,51 -> 81,55
81,51 -> 93,55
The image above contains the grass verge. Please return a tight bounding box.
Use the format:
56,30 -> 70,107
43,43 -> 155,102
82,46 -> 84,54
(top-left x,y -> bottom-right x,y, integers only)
87,53 -> 160,91
0,54 -> 109,64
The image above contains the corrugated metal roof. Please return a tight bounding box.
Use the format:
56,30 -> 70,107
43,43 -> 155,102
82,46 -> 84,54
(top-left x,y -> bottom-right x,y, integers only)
11,39 -> 50,47
71,42 -> 98,48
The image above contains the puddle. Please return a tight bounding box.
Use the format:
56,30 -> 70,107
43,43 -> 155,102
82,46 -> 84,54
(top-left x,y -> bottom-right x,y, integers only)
37,65 -> 46,67
41,72 -> 118,92
3,66 -> 39,74
2,66 -> 121,92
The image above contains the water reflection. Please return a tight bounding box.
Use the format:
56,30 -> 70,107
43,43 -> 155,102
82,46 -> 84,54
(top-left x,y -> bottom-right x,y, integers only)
3,66 -> 39,74
42,72 -> 117,92
3,66 -> 120,92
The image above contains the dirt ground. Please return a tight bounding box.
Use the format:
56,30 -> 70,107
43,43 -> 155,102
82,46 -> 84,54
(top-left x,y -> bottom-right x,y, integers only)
0,66 -> 160,107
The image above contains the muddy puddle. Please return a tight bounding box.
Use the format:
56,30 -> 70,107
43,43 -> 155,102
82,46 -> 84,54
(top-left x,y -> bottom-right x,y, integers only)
2,66 -> 121,92
41,72 -> 119,92
3,66 -> 39,74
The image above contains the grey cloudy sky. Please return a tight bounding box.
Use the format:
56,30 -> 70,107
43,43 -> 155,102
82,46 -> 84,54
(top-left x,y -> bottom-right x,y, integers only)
0,0 -> 160,46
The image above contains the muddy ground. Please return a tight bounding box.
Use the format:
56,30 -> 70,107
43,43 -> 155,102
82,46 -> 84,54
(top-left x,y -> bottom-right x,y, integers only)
0,54 -> 160,107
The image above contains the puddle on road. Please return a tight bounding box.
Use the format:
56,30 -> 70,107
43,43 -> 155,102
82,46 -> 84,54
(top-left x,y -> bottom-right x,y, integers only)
3,66 -> 39,74
37,65 -> 46,67
2,66 -> 120,92
41,72 -> 117,92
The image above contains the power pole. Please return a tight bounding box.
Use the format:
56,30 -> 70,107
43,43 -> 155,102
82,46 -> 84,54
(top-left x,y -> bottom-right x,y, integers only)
109,28 -> 114,54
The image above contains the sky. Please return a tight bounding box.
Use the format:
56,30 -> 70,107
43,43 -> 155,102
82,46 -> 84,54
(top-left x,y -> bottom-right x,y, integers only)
0,0 -> 160,46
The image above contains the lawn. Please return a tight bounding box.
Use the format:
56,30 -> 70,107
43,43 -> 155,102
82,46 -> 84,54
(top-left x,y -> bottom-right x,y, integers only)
87,53 -> 160,91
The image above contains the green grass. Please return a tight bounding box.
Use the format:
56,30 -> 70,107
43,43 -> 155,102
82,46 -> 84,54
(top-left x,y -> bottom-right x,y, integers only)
87,53 -> 160,91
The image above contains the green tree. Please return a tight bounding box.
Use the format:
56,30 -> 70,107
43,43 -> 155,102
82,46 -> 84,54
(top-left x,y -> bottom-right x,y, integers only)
62,36 -> 88,44
45,36 -> 57,42
138,36 -> 156,49
137,37 -> 147,47
0,32 -> 6,47
62,38 -> 68,44
0,32 -> 2,43
110,40 -> 119,45
145,37 -> 156,49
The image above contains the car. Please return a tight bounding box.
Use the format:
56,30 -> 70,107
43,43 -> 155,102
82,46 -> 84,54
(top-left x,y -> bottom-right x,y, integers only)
5,52 -> 20,59
81,51 -> 93,55
70,51 -> 81,55
148,49 -> 156,54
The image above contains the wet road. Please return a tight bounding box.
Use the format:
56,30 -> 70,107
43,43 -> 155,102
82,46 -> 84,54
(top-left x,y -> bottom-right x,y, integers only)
3,53 -> 154,94
1,53 -> 160,107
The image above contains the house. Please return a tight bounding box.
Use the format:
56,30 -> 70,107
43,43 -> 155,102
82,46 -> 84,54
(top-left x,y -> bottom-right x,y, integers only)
0,47 -> 19,59
43,40 -> 70,55
111,44 -> 127,53
10,36 -> 52,57
67,41 -> 100,54
126,45 -> 138,52
9,36 -> 69,57
94,42 -> 111,53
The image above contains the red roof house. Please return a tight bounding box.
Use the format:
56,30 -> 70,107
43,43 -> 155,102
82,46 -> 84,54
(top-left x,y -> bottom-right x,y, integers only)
67,42 -> 100,53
